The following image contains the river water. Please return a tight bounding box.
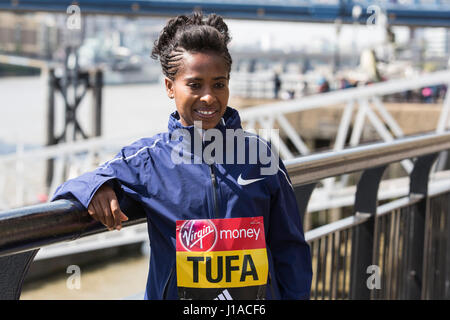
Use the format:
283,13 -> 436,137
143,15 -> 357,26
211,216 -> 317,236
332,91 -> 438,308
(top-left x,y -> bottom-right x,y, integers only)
0,75 -> 172,149
21,251 -> 149,300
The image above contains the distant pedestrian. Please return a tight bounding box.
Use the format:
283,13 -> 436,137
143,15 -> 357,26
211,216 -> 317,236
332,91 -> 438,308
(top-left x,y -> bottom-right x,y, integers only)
273,71 -> 282,99
422,87 -> 433,103
318,77 -> 330,93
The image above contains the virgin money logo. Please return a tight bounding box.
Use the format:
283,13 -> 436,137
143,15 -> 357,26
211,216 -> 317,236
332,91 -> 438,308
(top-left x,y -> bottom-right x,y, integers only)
179,220 -> 218,252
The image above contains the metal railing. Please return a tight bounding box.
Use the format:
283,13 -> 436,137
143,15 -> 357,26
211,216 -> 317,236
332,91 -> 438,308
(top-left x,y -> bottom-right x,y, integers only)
294,132 -> 450,299
1,131 -> 450,299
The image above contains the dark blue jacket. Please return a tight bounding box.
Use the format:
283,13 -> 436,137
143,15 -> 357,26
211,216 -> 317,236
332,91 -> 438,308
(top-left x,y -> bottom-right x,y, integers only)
52,107 -> 312,299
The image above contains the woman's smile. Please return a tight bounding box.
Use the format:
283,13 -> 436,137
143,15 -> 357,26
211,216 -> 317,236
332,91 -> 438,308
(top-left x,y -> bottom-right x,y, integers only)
195,108 -> 218,117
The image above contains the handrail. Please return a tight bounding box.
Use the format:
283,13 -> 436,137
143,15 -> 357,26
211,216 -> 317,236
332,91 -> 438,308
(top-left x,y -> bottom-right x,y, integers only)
0,200 -> 146,258
285,131 -> 450,186
305,194 -> 424,242
1,131 -> 450,257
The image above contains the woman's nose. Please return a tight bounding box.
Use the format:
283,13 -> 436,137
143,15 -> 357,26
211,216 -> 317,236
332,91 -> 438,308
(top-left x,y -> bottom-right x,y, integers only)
200,89 -> 217,105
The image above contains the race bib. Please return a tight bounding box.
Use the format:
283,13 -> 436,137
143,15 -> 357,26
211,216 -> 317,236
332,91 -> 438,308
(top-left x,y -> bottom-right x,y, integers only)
176,216 -> 268,300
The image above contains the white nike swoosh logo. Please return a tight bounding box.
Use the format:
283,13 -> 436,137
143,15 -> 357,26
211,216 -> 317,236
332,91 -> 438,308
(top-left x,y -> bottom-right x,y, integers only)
237,174 -> 265,186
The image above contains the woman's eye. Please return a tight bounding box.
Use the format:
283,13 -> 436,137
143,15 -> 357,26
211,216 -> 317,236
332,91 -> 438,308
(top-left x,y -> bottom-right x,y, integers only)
188,83 -> 201,89
214,82 -> 225,89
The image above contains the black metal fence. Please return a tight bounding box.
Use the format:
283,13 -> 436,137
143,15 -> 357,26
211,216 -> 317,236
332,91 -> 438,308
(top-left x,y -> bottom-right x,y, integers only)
422,191 -> 450,299
2,132 -> 450,300
289,132 -> 450,300
306,189 -> 450,300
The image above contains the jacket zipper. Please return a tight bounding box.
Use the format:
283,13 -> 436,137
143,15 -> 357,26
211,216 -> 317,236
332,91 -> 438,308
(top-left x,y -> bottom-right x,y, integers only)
209,164 -> 220,219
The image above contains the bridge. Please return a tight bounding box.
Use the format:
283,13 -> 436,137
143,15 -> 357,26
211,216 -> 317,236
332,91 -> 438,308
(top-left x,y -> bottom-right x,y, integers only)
1,0 -> 450,27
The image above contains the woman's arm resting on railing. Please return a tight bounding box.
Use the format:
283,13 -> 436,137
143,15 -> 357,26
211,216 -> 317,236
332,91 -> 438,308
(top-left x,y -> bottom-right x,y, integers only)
51,141 -> 150,231
87,184 -> 128,231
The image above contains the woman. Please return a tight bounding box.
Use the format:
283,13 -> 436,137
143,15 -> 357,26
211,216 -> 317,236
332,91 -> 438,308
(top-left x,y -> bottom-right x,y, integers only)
52,12 -> 312,300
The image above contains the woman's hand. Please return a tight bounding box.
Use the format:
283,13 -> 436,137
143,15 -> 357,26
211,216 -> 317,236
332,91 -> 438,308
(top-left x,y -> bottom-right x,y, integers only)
87,184 -> 129,231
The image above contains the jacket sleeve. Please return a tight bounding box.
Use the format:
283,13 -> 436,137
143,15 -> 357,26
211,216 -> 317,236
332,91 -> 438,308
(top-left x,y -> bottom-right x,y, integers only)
51,141 -> 150,209
267,159 -> 312,299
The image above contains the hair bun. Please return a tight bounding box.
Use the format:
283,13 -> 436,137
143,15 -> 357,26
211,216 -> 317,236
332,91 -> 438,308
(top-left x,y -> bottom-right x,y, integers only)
206,14 -> 231,45
151,11 -> 232,80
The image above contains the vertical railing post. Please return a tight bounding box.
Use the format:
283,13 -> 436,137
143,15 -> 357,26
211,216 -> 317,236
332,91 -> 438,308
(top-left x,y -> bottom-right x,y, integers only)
92,68 -> 103,137
349,165 -> 387,299
406,152 -> 439,299
46,68 -> 56,189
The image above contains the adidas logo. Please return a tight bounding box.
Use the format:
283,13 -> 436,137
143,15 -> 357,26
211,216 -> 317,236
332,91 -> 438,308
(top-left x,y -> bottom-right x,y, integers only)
214,289 -> 233,300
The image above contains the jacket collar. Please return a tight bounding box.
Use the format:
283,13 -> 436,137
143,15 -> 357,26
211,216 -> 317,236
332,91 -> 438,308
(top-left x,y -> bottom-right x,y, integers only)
167,107 -> 242,162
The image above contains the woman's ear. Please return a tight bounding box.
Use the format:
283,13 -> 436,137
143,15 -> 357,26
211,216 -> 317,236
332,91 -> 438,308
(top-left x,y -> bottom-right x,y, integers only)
165,77 -> 175,99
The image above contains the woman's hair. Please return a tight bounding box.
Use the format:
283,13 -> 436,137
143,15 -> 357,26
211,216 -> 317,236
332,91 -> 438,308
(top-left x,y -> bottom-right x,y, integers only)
151,11 -> 232,80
